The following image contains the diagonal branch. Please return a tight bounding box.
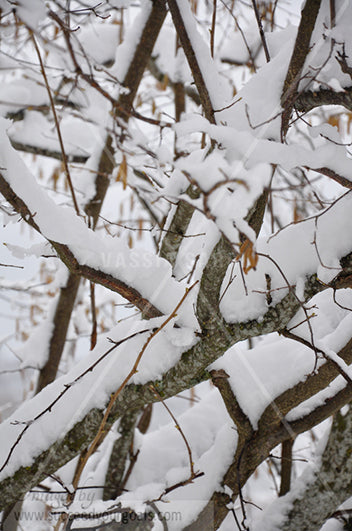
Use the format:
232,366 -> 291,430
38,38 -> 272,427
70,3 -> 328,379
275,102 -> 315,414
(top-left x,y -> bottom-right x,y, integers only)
0,171 -> 163,319
281,0 -> 322,140
167,0 -> 216,124
36,0 -> 167,390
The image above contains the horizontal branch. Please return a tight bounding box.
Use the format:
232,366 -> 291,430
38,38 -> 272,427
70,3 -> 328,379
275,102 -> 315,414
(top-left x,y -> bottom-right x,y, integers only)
10,138 -> 89,163
296,86 -> 352,113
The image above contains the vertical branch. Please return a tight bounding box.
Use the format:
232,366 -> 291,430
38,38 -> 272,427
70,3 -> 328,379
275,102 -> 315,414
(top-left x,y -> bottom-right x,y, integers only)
279,437 -> 294,497
35,274 -> 80,393
251,0 -> 270,63
30,32 -> 81,216
174,35 -> 186,157
210,0 -> 217,59
103,409 -> 140,500
89,281 -> 97,351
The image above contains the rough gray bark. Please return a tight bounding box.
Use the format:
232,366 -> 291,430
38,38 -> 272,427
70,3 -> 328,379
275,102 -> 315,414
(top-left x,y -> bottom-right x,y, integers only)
185,335 -> 352,530
0,260 -> 350,513
280,408 -> 352,531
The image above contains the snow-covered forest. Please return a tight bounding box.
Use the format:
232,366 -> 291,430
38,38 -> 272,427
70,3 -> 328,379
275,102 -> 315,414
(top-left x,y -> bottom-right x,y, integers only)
1,0 -> 352,529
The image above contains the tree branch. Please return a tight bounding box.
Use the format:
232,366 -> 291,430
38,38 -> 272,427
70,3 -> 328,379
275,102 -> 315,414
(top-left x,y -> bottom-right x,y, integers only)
167,0 -> 216,123
281,0 -> 323,139
279,407 -> 352,531
0,173 -> 163,319
296,86 -> 352,113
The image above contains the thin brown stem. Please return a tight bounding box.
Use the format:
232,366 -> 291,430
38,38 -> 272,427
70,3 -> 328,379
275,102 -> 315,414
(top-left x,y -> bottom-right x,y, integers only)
67,282 -> 198,505
251,0 -> 270,63
30,32 -> 81,216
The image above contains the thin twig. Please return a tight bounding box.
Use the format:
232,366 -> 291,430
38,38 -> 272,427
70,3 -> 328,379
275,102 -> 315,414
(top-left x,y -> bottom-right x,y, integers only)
282,329 -> 352,386
210,0 -> 217,59
251,0 -> 270,63
67,281 -> 198,506
89,281 -> 97,350
0,329 -> 152,474
150,385 -> 195,478
30,31 -> 81,216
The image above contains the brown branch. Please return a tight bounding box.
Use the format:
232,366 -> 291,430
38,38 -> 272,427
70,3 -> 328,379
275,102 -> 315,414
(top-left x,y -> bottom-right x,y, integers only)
312,166 -> 352,190
258,334 -> 352,433
282,329 -> 352,386
167,0 -> 216,123
210,0 -> 217,59
188,361 -> 352,530
9,139 -> 89,162
281,0 -> 323,140
251,0 -> 270,63
49,7 -> 170,129
295,87 -> 352,113
279,437 -> 294,496
68,282 -> 197,504
35,273 -> 80,392
89,281 -> 97,350
0,173 -> 163,318
210,369 -> 252,442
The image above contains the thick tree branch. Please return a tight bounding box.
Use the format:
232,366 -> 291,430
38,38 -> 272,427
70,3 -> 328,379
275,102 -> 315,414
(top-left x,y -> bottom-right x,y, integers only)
159,189 -> 199,267
281,0 -> 323,139
258,334 -> 352,432
279,407 -> 352,531
312,167 -> 352,190
167,0 -> 216,123
2,247 -> 352,511
188,357 -> 352,530
0,173 -> 163,319
296,86 -> 352,113
9,139 -> 89,162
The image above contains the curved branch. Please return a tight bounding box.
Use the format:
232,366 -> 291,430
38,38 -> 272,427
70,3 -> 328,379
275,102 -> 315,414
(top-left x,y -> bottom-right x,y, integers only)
187,359 -> 352,530
296,86 -> 352,113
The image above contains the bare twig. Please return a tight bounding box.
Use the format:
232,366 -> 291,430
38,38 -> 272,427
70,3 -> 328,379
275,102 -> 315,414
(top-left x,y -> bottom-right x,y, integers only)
66,281 -> 198,508
251,0 -> 270,63
30,32 -> 81,216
